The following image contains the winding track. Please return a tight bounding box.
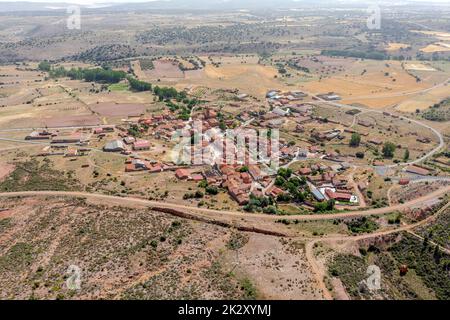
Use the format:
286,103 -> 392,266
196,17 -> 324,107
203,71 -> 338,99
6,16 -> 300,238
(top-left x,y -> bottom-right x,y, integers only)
0,186 -> 448,221
304,201 -> 450,300
1,190 -> 447,300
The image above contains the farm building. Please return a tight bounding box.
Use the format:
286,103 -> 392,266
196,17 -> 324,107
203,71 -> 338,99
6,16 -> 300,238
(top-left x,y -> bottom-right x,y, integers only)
399,178 -> 410,185
175,168 -> 190,180
133,140 -> 151,151
123,136 -> 136,145
104,140 -> 125,152
405,165 -> 430,176
25,131 -> 53,140
125,159 -> 150,172
51,133 -> 82,144
309,185 -> 325,202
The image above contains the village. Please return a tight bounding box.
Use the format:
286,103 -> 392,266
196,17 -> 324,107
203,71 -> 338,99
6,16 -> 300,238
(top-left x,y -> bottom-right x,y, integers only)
18,85 -> 446,214
0,1 -> 449,302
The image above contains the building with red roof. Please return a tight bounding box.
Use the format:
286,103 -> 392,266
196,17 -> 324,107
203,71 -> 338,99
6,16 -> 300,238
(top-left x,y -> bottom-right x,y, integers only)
190,174 -> 204,182
325,189 -> 352,202
175,168 -> 190,180
405,165 -> 430,176
133,140 -> 151,151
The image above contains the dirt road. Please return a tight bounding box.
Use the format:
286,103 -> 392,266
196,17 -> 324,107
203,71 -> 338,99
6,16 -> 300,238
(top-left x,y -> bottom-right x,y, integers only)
304,201 -> 450,300
0,186 -> 448,222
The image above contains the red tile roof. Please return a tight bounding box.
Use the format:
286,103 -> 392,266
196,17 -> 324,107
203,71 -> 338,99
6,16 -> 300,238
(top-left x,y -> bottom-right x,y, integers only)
405,165 -> 430,176
175,168 -> 190,179
325,189 -> 352,201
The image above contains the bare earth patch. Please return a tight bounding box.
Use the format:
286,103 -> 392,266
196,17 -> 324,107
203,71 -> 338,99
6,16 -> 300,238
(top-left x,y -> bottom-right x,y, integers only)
226,234 -> 323,300
0,163 -> 14,182
89,102 -> 147,117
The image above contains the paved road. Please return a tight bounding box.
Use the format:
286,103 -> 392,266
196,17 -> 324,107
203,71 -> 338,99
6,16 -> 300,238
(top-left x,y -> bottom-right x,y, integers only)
0,186 -> 448,221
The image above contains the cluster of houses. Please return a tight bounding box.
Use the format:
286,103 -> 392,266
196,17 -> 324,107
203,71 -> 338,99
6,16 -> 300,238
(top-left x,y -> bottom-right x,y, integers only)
297,163 -> 359,204
103,138 -> 151,153
258,96 -> 315,130
124,158 -> 168,173
171,157 -> 360,206
25,130 -> 87,145
266,89 -> 308,107
36,145 -> 90,158
174,163 -> 272,205
91,125 -> 152,154
26,91 -> 434,210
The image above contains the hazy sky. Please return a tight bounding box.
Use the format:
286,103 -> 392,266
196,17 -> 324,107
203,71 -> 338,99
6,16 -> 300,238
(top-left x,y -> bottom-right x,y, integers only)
0,0 -> 448,4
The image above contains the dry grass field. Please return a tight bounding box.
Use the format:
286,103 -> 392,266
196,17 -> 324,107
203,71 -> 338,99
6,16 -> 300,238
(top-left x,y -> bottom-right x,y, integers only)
421,43 -> 450,53
385,43 -> 410,51
0,196 -> 326,300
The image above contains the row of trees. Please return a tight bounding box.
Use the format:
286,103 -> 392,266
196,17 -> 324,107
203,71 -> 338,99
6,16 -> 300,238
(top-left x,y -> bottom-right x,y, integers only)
321,50 -> 387,61
127,76 -> 152,92
46,65 -> 127,84
38,61 -> 157,94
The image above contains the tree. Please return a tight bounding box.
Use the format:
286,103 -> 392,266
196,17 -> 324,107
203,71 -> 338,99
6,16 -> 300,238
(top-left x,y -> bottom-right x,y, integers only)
349,133 -> 361,147
127,76 -> 151,92
205,185 -> 218,195
38,61 -> 51,72
277,168 -> 292,179
276,193 -> 292,202
403,149 -> 410,161
382,142 -> 396,158
274,176 -> 286,187
314,199 -> 335,212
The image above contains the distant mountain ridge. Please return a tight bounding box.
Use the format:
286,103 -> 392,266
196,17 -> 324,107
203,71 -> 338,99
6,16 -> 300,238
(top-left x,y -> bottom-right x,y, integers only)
0,0 -> 447,13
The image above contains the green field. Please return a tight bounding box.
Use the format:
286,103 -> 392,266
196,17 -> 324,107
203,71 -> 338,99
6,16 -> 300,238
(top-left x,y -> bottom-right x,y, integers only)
108,83 -> 129,91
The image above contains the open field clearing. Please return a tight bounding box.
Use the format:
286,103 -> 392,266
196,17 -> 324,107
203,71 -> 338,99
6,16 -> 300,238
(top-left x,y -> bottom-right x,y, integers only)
223,235 -> 323,299
421,43 -> 450,53
385,43 -> 410,51
187,60 -> 283,98
75,88 -> 153,105
89,102 -> 147,117
412,30 -> 450,41
396,85 -> 450,112
404,63 -> 436,72
130,60 -> 146,80
146,59 -> 184,79
0,99 -> 100,128
133,55 -> 288,98
300,60 -> 434,109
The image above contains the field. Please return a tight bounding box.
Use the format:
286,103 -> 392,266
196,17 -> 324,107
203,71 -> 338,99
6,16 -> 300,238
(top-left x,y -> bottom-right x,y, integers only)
0,196 -> 321,300
385,43 -> 410,51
